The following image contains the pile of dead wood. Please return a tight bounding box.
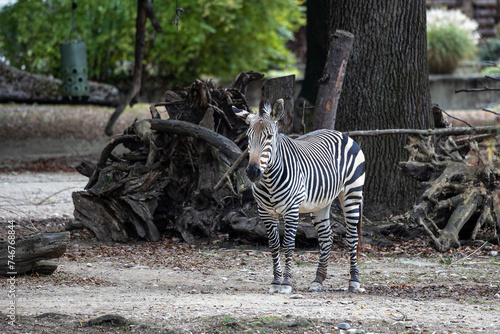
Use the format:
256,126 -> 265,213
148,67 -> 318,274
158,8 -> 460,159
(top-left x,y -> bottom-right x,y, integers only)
72,73 -> 500,251
397,111 -> 500,252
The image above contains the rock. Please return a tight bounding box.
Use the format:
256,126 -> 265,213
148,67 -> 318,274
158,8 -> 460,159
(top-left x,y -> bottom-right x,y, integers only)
494,293 -> 500,299
490,250 -> 498,257
86,263 -> 92,267
0,62 -> 120,105
131,265 -> 150,269
289,294 -> 304,299
338,322 -> 351,330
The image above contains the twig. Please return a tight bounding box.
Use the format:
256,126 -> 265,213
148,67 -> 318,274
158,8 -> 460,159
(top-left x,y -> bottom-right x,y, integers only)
34,187 -> 78,206
208,103 -> 233,130
456,86 -> 500,93
389,310 -> 412,322
214,150 -> 249,191
440,109 -> 472,127
482,108 -> 500,116
454,133 -> 498,146
451,240 -> 489,265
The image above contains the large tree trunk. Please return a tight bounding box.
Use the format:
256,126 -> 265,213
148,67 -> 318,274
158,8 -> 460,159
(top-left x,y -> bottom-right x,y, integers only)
298,0 -> 328,105
329,0 -> 433,218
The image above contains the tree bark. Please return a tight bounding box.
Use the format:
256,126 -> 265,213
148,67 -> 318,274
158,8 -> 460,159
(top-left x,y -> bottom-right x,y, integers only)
312,30 -> 354,130
262,75 -> 295,134
328,0 -> 433,218
298,0 -> 329,104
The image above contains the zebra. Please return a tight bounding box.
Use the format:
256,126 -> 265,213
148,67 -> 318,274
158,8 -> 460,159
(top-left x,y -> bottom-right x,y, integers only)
232,98 -> 365,293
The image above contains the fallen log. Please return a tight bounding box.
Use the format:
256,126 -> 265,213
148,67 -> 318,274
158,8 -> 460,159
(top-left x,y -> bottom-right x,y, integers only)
0,232 -> 69,276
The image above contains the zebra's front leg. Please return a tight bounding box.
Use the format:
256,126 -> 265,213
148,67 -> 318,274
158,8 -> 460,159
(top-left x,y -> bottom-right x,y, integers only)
309,206 -> 332,292
280,210 -> 299,294
261,209 -> 282,293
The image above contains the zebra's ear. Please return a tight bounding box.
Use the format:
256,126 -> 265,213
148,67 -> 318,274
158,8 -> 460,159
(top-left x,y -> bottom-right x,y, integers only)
232,106 -> 251,124
270,99 -> 285,122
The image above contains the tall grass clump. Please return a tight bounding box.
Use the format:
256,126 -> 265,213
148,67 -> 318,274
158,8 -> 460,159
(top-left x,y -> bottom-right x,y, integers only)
427,8 -> 479,74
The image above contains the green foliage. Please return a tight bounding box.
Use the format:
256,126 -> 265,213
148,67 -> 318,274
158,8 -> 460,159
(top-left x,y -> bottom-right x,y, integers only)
479,38 -> 500,62
480,65 -> 500,76
427,24 -> 477,74
0,0 -> 304,85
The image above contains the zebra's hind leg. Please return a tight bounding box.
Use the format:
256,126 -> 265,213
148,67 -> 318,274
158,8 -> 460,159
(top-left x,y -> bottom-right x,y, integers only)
339,191 -> 363,292
261,209 -> 283,293
309,205 -> 333,292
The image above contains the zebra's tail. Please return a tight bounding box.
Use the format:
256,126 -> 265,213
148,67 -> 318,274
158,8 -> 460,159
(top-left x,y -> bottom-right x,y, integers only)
356,200 -> 363,262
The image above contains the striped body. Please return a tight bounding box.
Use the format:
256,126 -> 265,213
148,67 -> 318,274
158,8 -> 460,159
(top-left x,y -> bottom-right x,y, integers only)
233,99 -> 365,293
253,130 -> 364,215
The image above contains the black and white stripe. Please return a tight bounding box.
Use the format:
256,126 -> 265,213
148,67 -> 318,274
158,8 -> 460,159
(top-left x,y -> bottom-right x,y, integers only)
233,99 -> 365,293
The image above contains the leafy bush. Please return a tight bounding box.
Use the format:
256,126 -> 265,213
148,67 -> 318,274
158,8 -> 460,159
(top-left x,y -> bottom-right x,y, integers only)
0,0 -> 304,85
479,38 -> 500,62
427,8 -> 479,74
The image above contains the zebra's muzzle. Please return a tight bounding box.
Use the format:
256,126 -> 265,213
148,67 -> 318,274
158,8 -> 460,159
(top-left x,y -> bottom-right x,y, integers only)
246,163 -> 262,183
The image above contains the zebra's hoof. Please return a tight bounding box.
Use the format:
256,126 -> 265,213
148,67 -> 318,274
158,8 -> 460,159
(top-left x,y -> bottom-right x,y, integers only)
279,284 -> 292,294
269,284 -> 281,293
348,280 -> 361,292
308,281 -> 324,292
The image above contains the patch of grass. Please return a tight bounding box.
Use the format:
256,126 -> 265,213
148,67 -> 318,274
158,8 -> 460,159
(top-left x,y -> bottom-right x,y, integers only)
439,257 -> 452,265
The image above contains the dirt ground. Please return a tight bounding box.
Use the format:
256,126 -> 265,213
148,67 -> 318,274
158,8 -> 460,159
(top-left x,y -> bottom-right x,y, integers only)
0,104 -> 500,334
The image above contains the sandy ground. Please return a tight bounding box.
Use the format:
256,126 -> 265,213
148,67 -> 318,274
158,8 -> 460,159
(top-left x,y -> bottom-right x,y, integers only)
0,172 -> 498,334
0,232 -> 500,333
0,172 -> 87,221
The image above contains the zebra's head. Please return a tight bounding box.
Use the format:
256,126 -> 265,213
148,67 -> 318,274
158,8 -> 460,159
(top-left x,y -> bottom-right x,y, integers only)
232,98 -> 285,183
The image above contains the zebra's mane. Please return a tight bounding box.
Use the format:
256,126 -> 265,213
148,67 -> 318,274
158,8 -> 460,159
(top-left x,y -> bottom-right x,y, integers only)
259,99 -> 272,116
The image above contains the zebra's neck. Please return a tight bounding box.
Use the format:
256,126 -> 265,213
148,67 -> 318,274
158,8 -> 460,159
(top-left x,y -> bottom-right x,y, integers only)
262,133 -> 288,181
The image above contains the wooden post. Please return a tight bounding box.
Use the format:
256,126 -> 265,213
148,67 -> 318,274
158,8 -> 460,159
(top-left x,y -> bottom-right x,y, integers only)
313,30 -> 354,130
262,75 -> 295,134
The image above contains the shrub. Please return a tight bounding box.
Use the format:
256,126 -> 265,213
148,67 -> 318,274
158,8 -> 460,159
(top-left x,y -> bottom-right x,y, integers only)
479,38 -> 500,62
427,8 -> 479,74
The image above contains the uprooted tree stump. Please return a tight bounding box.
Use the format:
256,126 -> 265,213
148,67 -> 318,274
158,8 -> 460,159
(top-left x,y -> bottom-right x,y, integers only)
75,75 -> 252,243
399,131 -> 500,252
73,73 -> 344,246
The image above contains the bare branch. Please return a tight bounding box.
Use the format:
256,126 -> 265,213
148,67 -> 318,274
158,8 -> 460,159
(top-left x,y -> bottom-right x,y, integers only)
345,126 -> 500,137
482,108 -> 500,116
455,86 -> 500,93
214,150 -> 249,191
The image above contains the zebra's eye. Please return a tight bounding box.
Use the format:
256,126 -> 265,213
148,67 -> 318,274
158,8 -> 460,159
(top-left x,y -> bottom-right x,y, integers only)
267,134 -> 273,140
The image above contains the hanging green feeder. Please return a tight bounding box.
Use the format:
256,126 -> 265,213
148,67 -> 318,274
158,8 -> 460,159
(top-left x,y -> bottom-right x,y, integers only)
60,0 -> 89,101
